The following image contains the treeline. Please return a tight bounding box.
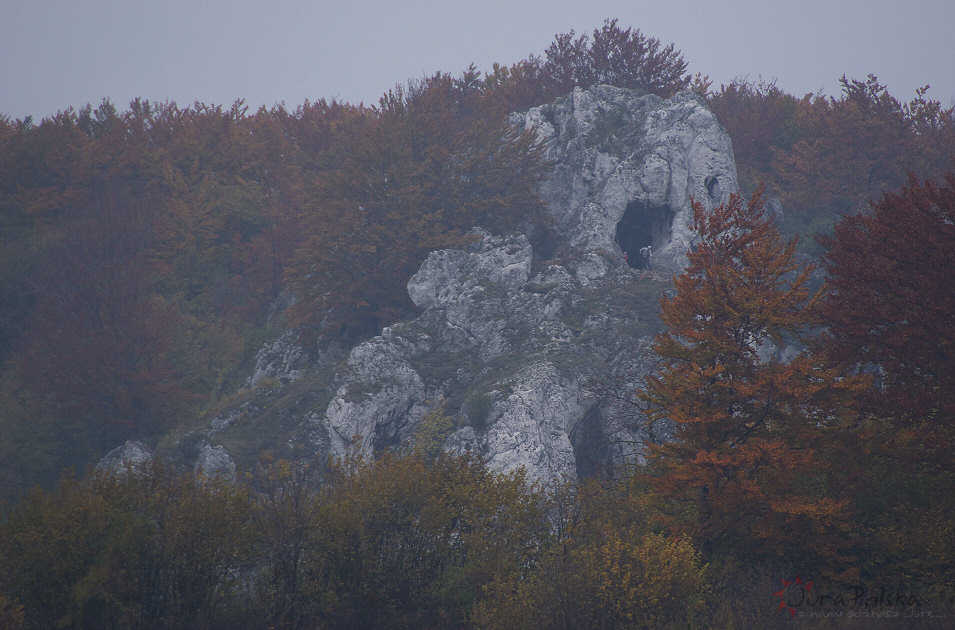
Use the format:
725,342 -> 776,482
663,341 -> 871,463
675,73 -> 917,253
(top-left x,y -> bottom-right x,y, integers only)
2,171 -> 953,627
2,19 -> 953,494
1,19 -> 954,625
708,74 -> 955,251
0,451 -> 705,630
0,20 -> 696,496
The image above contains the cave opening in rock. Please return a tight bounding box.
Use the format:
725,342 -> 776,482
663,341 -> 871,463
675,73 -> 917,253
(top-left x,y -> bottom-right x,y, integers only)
570,404 -> 606,479
614,201 -> 675,269
705,174 -> 721,200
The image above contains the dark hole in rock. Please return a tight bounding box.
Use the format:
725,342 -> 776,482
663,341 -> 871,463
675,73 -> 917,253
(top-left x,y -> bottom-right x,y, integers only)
705,175 -> 721,200
529,224 -> 557,265
570,404 -> 607,479
614,201 -> 674,269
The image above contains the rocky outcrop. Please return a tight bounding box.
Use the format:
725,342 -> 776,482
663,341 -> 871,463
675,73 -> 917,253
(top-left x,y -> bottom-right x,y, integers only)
195,443 -> 236,479
96,440 -> 152,473
512,84 -> 737,274
309,228 -> 671,483
172,85 -> 738,484
304,86 -> 737,483
246,329 -> 309,388
322,330 -> 431,457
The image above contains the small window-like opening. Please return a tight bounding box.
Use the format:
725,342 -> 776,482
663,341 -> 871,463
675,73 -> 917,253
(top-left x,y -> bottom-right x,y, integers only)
705,175 -> 721,200
615,201 -> 674,269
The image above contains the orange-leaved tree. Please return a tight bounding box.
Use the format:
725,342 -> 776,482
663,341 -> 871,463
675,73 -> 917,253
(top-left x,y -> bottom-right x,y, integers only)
640,187 -> 866,569
769,75 -> 955,219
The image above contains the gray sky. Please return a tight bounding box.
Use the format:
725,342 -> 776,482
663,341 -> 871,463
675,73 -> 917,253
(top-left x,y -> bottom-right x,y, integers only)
3,0 -> 954,121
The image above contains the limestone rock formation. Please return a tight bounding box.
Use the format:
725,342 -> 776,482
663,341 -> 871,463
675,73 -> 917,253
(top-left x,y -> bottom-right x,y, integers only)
246,329 -> 309,389
195,443 -> 237,479
512,84 -> 737,274
168,84 -> 738,484
96,440 -> 153,473
311,224 -> 678,483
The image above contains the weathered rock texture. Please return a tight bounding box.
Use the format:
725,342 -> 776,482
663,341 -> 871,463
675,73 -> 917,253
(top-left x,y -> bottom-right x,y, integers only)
246,329 -> 309,389
155,85 -> 738,484
96,440 -> 153,473
513,85 -> 737,275
312,226 -> 677,483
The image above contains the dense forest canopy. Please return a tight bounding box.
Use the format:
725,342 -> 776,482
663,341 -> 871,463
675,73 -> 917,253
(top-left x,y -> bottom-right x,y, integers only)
1,18 -> 954,629
0,20 -> 709,491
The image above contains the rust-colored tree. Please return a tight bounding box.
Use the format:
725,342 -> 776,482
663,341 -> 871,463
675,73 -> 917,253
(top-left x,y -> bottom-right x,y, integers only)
15,190 -> 187,444
706,78 -> 803,193
640,188 -> 865,568
0,108 -> 96,362
709,76 -> 955,257
772,76 -> 914,214
285,75 -> 550,340
284,102 -> 440,340
224,106 -> 307,318
769,76 -> 955,215
819,172 -> 955,468
816,173 -> 955,592
479,19 -> 691,113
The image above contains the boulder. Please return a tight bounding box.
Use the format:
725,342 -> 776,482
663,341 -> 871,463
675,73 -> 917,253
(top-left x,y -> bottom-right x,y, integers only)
96,440 -> 152,473
195,443 -> 237,479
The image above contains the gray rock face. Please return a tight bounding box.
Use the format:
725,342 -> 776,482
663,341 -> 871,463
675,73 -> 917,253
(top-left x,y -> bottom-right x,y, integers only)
511,84 -> 737,274
478,361 -> 583,480
96,440 -> 152,473
195,443 -> 237,479
195,85 -> 738,485
323,329 -> 431,457
246,329 -> 309,388
407,231 -> 533,310
317,228 -> 669,483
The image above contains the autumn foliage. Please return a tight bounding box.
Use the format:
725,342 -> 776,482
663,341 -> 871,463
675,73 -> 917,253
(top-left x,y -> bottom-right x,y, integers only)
820,173 -> 955,425
640,188 -> 866,566
284,75 -> 550,340
2,17 -> 955,627
0,451 -> 712,629
819,171 -> 955,596
0,79 -> 552,489
479,19 -> 691,113
708,74 -> 955,249
0,18 -> 704,492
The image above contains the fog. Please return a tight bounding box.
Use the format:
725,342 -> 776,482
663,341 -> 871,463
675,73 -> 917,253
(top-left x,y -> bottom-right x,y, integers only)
3,0 -> 953,120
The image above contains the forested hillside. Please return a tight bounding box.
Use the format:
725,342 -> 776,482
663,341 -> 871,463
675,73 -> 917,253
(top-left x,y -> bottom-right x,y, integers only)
1,19 -> 954,628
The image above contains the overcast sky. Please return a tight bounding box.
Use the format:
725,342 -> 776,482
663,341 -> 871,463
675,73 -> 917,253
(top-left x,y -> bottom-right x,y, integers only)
3,0 -> 954,121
